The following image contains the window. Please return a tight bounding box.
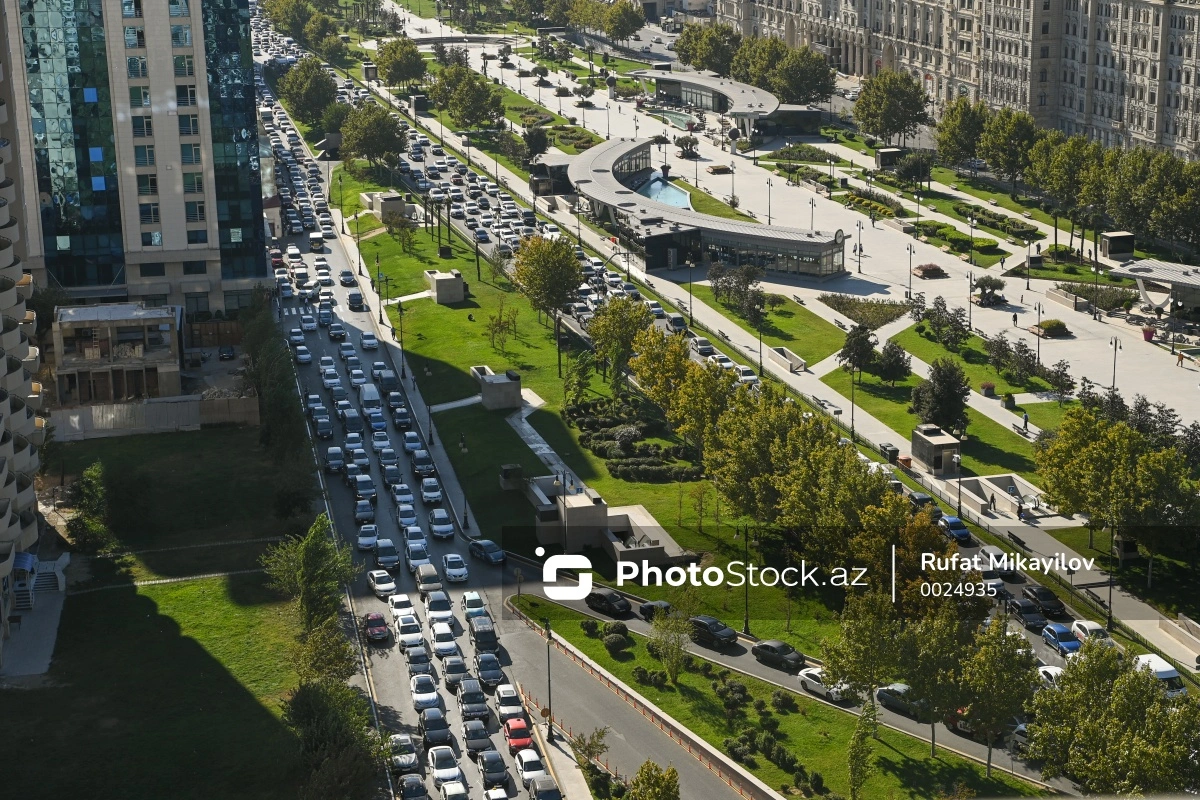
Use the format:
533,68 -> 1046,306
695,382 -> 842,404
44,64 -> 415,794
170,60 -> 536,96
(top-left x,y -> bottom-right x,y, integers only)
91,176 -> 107,191
124,25 -> 145,48
187,230 -> 209,245
178,115 -> 200,136
136,173 -> 158,195
141,295 -> 169,308
174,55 -> 195,77
84,87 -> 98,103
170,25 -> 192,47
183,172 -> 204,194
224,290 -> 254,311
1039,92 -> 1047,106
127,56 -> 148,79
185,201 -> 206,222
129,86 -> 150,108
132,116 -> 153,137
142,230 -> 163,246
89,147 -> 103,162
181,143 -> 201,164
184,293 -> 209,315
122,0 -> 143,17
134,145 -> 155,167
183,260 -> 207,275
1042,21 -> 1049,33
1041,45 -> 1050,57
1039,69 -> 1048,82
168,0 -> 190,15
176,85 -> 197,107
139,202 -> 160,224
139,262 -> 166,278
1149,91 -> 1156,104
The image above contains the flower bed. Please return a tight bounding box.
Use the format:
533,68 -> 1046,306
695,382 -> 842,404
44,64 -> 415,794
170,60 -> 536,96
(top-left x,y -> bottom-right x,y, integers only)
951,201 -> 1039,239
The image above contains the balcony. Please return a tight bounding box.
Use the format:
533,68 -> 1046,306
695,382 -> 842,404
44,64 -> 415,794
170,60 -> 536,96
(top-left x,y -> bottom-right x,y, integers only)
0,178 -> 13,205
0,387 -> 9,420
20,344 -> 37,374
0,456 -> 9,489
0,139 -> 10,164
1,316 -> 19,353
3,356 -> 25,393
15,272 -> 32,301
0,500 -> 17,549
19,310 -> 34,334
0,253 -> 21,286
10,402 -> 32,438
0,196 -> 11,228
18,508 -> 37,551
30,415 -> 45,446
14,472 -> 34,512
26,382 -> 40,411
11,434 -> 33,474
0,98 -> 7,125
0,237 -> 12,272
0,277 -> 17,311
0,430 -> 13,463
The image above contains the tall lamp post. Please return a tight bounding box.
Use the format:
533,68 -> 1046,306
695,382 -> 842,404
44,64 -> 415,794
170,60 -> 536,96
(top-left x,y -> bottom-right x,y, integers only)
606,102 -> 610,139
356,211 -> 363,275
543,618 -> 555,742
967,214 -> 976,266
1109,336 -> 1121,390
808,197 -> 816,229
967,272 -> 975,329
766,177 -> 773,226
906,243 -> 915,298
730,160 -> 735,200
755,302 -> 764,376
952,454 -> 963,517
1034,301 -> 1044,364
732,526 -> 755,635
338,174 -> 345,233
915,191 -> 922,224
397,299 -> 407,378
687,262 -> 695,325
856,220 -> 863,273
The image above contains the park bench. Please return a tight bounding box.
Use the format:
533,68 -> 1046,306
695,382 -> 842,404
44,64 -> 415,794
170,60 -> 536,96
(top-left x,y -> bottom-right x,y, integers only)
1011,422 -> 1031,437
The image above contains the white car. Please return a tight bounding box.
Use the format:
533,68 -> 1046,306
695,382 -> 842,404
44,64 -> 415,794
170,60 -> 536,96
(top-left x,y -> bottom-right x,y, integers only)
798,667 -> 848,701
442,553 -> 468,582
388,733 -> 420,774
429,508 -> 455,538
321,368 -> 341,389
371,361 -> 389,380
288,328 -> 306,346
356,524 -> 379,551
735,365 -> 760,386
1071,620 -> 1118,649
294,345 -> 313,364
427,745 -> 462,788
406,542 -> 432,573
300,314 -> 317,331
367,569 -> 397,598
422,478 -> 443,504
318,355 -> 336,371
344,432 -> 364,451
395,614 -> 425,650
425,590 -> 454,625
402,525 -> 428,549
440,781 -> 468,800
349,369 -> 368,387
1038,665 -> 1065,690
361,332 -> 379,350
411,673 -> 441,709
430,621 -> 459,659
514,748 -> 546,787
707,353 -> 735,370
316,269 -> 333,286
370,430 -> 391,453
391,483 -> 415,505
397,504 -> 419,528
388,593 -> 417,623
495,683 -> 525,723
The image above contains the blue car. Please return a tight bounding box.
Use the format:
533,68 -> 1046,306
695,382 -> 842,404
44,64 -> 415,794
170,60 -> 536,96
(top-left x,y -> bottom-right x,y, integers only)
367,410 -> 388,432
468,538 -> 506,565
938,516 -> 972,545
1041,622 -> 1081,656
474,228 -> 490,242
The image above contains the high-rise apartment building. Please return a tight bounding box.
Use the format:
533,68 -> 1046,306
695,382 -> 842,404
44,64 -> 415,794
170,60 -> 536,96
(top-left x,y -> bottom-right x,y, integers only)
716,0 -> 1200,158
0,0 -> 267,315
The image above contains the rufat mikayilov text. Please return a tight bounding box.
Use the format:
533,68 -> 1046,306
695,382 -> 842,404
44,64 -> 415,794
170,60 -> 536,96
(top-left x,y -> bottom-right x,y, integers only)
920,552 -> 1096,573
617,560 -> 870,589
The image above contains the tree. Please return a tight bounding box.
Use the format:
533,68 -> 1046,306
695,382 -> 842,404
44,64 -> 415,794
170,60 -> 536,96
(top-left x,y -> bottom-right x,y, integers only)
676,23 -> 741,77
670,361 -> 737,463
627,759 -> 680,800
649,609 -> 693,684
318,34 -> 347,62
449,71 -> 505,129
847,703 -> 876,800
375,37 -> 426,88
587,296 -> 653,387
731,36 -> 790,90
1027,643 -> 1200,793
1108,146 -> 1158,239
973,274 -> 1005,304
291,615 -> 359,683
523,126 -> 550,158
630,326 -> 692,419
978,108 -> 1039,196
1007,338 -> 1037,386
340,102 -> 405,167
1129,446 -> 1197,588
277,56 -> 337,125
604,0 -> 644,44
935,96 -> 989,167
282,679 -> 383,795
875,340 -> 911,387
675,135 -> 698,158
821,591 -> 901,726
544,0 -> 570,24
568,726 -> 610,770
261,514 -> 359,632
983,330 -> 1012,374
562,350 -> 594,405
853,70 -> 931,144
960,619 -> 1040,776
303,11 -> 337,45
273,463 -> 317,519
902,604 -> 972,756
894,151 -> 933,188
1046,359 -> 1075,406
319,101 -> 352,138
911,357 -> 969,431
771,46 -> 836,105
512,236 -> 580,374
836,324 -> 876,382
265,0 -> 313,39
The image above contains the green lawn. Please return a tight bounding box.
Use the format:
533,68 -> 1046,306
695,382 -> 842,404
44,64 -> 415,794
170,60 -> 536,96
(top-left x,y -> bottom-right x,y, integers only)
513,597 -> 1042,800
690,284 -> 845,366
673,178 -> 758,223
1016,399 -> 1078,432
550,125 -> 604,155
873,182 -> 1047,244
362,219 -> 483,298
820,367 -> 1040,482
890,326 -> 1052,396
824,128 -> 878,156
331,162 -> 403,218
1002,259 -> 1135,288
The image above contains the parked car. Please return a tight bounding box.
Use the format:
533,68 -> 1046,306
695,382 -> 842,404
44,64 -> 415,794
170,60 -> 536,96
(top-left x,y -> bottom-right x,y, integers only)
1071,620 -> 1118,649
362,612 -> 390,642
1023,585 -> 1066,617
689,615 -> 738,649
751,639 -> 804,671
639,600 -> 672,622
1007,597 -> 1048,630
798,667 -> 848,701
514,748 -> 546,787
495,683 -> 525,724
585,589 -> 631,616
938,516 -> 972,545
1042,622 -> 1082,656
876,683 -> 926,717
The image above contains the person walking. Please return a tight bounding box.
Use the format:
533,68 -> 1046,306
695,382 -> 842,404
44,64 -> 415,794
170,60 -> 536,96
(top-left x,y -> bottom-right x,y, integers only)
1178,351 -> 1187,367
1012,312 -> 1018,327
1023,411 -> 1029,431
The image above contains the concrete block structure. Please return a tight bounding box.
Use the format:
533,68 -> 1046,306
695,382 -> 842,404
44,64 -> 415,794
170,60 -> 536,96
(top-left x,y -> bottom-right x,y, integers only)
424,269 -> 465,304
910,423 -> 961,477
51,303 -> 184,405
471,365 -> 522,410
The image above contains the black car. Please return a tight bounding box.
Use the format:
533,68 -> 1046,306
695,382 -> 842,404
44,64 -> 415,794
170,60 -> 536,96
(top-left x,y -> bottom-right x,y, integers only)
443,656 -> 470,694
218,345 -> 236,360
750,639 -> 804,671
528,775 -> 564,800
585,589 -> 631,616
397,774 -> 428,800
475,652 -> 505,690
639,600 -> 672,622
1006,597 -> 1048,630
458,679 -> 490,721
876,683 -> 926,718
477,749 -> 509,788
1022,585 -> 1066,617
405,645 -> 434,676
690,615 -> 739,650
419,707 -> 452,747
328,322 -> 347,340
392,406 -> 412,429
387,391 -> 406,410
467,538 -> 506,565
462,719 -> 493,759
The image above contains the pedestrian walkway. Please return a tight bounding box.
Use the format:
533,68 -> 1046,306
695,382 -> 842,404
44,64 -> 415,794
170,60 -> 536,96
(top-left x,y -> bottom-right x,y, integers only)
428,395 -> 481,413
505,391 -> 587,488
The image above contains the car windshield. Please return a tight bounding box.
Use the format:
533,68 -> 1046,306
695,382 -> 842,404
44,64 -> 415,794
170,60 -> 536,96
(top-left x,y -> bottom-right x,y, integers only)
399,622 -> 420,635
479,656 -> 499,670
524,756 -> 544,772
461,687 -> 485,704
434,628 -> 453,643
465,725 -> 487,740
413,676 -> 435,692
465,596 -> 483,609
377,544 -> 397,558
431,749 -> 454,767
408,649 -> 429,663
446,557 -> 464,568
410,546 -> 428,559
429,597 -> 451,612
777,643 -> 796,655
393,738 -> 415,754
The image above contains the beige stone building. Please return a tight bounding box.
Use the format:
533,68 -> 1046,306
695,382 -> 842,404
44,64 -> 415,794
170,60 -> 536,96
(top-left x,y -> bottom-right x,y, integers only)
716,0 -> 1200,158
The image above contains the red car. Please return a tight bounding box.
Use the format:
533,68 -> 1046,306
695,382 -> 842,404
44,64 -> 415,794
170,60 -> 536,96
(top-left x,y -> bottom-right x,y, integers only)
362,612 -> 390,643
503,718 -> 532,753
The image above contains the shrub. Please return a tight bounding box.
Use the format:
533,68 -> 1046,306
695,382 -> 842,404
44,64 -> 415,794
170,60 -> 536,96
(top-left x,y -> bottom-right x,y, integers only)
580,618 -> 600,637
810,772 -> 825,793
980,381 -> 995,395
603,633 -> 630,655
603,621 -> 629,638
818,294 -> 914,330
611,782 -> 626,797
644,639 -> 662,659
760,713 -> 780,732
632,665 -> 650,684
771,142 -> 834,163
753,698 -> 768,714
1039,318 -> 1070,337
1063,264 -> 1079,274
914,323 -> 926,334
771,689 -> 796,712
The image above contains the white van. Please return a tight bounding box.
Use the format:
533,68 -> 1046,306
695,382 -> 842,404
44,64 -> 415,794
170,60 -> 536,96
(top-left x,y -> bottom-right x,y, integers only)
1134,654 -> 1188,698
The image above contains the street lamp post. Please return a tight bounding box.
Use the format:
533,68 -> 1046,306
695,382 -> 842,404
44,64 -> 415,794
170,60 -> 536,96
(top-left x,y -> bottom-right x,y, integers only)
967,272 -> 974,329
356,212 -> 363,275
733,526 -> 754,635
730,160 -> 735,200
952,454 -> 963,516
850,365 -> 856,440
756,305 -> 764,376
543,618 -> 555,742
1026,236 -> 1032,290
766,178 -> 773,226
828,157 -> 834,179
397,299 -> 406,378
915,191 -> 921,224
968,214 -> 976,266
808,197 -> 816,229
906,243 -> 915,298
338,174 -> 345,233
856,220 -> 862,273
687,262 -> 695,325
1109,336 -> 1122,390
606,102 -> 610,139
1034,302 -> 1044,364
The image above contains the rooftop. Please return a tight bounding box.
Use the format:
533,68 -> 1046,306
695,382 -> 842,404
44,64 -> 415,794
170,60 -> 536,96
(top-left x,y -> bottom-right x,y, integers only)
627,69 -> 781,117
56,304 -> 179,324
1111,258 -> 1200,289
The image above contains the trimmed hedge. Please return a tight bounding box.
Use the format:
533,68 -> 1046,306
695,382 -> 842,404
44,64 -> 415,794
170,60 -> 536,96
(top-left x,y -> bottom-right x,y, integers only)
771,142 -> 836,163
951,202 -> 1039,239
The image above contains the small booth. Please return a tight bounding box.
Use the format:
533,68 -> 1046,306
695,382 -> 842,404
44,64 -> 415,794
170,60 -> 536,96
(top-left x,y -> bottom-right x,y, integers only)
1100,231 -> 1136,261
910,424 -> 961,477
875,147 -> 908,169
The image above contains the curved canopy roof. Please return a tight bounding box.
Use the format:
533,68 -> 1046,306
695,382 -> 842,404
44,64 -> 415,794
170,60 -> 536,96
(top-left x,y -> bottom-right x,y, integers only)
626,70 -> 781,117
